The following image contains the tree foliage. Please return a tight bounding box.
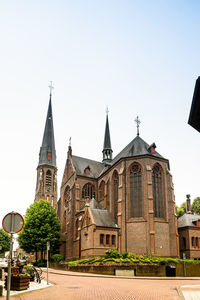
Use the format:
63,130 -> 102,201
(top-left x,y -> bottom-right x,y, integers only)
176,202 -> 186,218
0,229 -> 10,255
18,200 -> 61,258
192,197 -> 200,214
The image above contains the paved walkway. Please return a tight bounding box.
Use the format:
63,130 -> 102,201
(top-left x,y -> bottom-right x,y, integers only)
1,269 -> 200,299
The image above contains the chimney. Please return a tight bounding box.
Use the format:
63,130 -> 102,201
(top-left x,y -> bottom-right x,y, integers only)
186,194 -> 192,213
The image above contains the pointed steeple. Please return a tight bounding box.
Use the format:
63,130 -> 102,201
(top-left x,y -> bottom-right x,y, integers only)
38,89 -> 56,168
102,108 -> 113,163
35,84 -> 57,207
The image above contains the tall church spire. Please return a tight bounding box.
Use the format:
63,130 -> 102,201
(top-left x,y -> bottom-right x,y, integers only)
35,83 -> 57,208
102,108 -> 113,163
39,87 -> 56,168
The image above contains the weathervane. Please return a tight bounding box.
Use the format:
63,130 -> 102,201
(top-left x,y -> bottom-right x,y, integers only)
69,137 -> 71,147
49,81 -> 54,95
106,106 -> 109,115
135,116 -> 141,136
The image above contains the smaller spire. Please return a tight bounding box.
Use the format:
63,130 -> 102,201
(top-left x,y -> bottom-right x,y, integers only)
106,106 -> 109,115
102,108 -> 113,163
135,116 -> 141,136
68,136 -> 72,157
49,81 -> 54,96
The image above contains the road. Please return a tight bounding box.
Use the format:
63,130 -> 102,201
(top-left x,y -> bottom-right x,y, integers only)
5,268 -> 200,300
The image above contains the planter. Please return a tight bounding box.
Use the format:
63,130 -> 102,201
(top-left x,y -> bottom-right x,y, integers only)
5,275 -> 30,291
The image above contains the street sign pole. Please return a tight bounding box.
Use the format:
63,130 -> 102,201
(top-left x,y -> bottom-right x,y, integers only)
2,212 -> 24,300
47,241 -> 50,285
6,233 -> 13,300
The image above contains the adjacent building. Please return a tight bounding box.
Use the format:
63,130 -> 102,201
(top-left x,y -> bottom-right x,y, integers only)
178,195 -> 200,259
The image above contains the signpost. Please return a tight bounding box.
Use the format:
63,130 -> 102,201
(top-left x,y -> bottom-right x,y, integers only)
2,212 -> 24,300
47,241 -> 50,285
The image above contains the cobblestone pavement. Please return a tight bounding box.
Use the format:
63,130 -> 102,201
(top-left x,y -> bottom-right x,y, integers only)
3,269 -> 200,300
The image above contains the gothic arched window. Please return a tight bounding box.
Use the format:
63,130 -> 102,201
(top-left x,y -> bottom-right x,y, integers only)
75,219 -> 79,238
82,183 -> 95,200
113,171 -> 119,223
64,186 -> 70,212
99,181 -> 105,204
130,163 -> 142,217
46,170 -> 52,192
152,164 -> 164,218
106,179 -> 110,210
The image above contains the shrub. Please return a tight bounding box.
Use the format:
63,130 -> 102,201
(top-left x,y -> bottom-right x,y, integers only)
51,254 -> 64,263
105,249 -> 120,258
121,252 -> 129,259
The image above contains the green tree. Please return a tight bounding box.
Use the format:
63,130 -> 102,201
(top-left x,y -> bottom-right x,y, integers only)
18,200 -> 61,261
0,229 -> 10,256
192,197 -> 200,214
176,202 -> 186,218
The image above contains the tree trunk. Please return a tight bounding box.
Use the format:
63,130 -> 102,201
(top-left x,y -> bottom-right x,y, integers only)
35,250 -> 38,262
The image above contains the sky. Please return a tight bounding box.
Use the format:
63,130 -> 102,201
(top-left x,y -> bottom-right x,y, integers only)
1,0 -> 200,228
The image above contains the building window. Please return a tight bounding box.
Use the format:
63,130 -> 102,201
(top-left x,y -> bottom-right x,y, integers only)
192,237 -> 195,247
64,186 -> 70,212
106,180 -> 110,210
99,181 -> 105,205
182,237 -> 186,249
100,234 -> 104,245
75,219 -> 79,239
106,234 -> 110,245
82,183 -> 95,200
113,172 -> 119,223
46,170 -> 52,192
152,164 -> 164,218
84,166 -> 90,175
112,235 -> 116,246
196,237 -> 199,248
130,163 -> 142,217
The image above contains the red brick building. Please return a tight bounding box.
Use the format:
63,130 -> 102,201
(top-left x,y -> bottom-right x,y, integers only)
34,91 -> 179,260
57,114 -> 179,259
178,196 -> 200,259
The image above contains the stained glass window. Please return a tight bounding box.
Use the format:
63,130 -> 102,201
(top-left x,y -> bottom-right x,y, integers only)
152,165 -> 164,218
130,164 -> 142,217
113,172 -> 119,223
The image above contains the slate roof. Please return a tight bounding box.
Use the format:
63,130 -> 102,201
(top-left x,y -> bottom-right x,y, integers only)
111,135 -> 164,165
72,155 -> 104,178
39,94 -> 56,167
178,213 -> 200,228
89,198 -> 119,228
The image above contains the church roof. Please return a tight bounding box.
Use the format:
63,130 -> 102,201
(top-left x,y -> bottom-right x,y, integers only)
178,213 -> 200,228
111,135 -> 164,165
72,155 -> 104,178
39,94 -> 56,168
91,209 -> 118,228
89,198 -> 118,228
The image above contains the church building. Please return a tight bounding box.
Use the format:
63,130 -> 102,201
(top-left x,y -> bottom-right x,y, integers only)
35,88 -> 179,260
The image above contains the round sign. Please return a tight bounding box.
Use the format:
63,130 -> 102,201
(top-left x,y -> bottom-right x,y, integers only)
2,212 -> 24,233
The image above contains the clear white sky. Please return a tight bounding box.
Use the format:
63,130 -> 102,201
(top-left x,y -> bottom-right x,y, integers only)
1,0 -> 200,226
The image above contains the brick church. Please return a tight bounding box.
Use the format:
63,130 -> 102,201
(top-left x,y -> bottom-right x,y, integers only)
35,89 -> 179,260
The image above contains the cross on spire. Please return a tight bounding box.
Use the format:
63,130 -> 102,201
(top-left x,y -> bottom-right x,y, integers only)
135,116 -> 141,136
49,81 -> 54,95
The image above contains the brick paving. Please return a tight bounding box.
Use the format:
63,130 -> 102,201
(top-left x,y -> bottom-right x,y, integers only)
2,269 -> 200,300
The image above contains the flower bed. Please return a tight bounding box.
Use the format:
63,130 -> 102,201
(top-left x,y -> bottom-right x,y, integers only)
5,275 -> 30,291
